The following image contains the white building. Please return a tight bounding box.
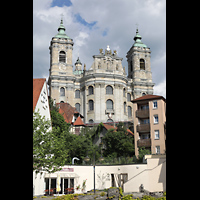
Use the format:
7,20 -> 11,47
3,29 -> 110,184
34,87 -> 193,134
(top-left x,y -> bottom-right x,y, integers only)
48,19 -> 155,124
33,78 -> 52,196
33,155 -> 166,196
33,78 -> 51,122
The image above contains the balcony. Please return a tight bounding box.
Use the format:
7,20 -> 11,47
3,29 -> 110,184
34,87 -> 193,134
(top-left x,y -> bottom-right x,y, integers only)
137,138 -> 151,147
136,124 -> 150,133
136,109 -> 149,118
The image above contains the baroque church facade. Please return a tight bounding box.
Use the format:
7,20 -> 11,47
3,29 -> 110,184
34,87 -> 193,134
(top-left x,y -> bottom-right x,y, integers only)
48,19 -> 154,124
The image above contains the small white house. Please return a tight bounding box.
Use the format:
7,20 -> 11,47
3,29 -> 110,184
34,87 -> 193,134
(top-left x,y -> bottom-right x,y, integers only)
33,78 -> 52,196
33,78 -> 51,122
33,155 -> 166,196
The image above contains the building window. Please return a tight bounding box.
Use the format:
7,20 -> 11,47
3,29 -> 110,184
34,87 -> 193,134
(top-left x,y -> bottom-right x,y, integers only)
89,119 -> 94,124
88,86 -> 94,95
60,87 -> 65,96
128,106 -> 132,117
75,103 -> 80,112
106,85 -> 113,94
154,130 -> 160,139
142,92 -> 146,96
75,90 -> 80,98
107,119 -> 113,123
123,88 -> 126,97
153,101 -> 158,109
127,93 -> 131,102
89,100 -> 94,111
140,59 -> 145,70
59,51 -> 66,63
124,102 -> 126,114
155,146 -> 160,154
106,99 -> 113,110
154,115 -> 159,124
60,101 -> 64,103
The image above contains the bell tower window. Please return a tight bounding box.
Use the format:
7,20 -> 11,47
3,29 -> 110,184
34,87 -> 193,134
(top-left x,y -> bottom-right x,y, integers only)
59,51 -> 66,63
140,59 -> 145,70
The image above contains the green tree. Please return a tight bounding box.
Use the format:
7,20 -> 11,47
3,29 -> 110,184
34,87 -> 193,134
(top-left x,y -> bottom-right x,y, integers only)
33,110 -> 68,173
137,147 -> 151,163
103,122 -> 135,158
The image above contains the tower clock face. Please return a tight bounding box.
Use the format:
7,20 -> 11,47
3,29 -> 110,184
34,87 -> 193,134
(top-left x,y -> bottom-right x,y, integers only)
59,63 -> 66,70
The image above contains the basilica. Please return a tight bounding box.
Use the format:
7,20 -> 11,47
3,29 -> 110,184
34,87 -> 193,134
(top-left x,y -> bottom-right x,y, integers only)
48,19 -> 154,124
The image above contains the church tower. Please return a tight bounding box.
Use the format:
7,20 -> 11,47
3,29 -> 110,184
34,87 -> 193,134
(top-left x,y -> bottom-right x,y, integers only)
126,28 -> 154,99
48,19 -> 75,104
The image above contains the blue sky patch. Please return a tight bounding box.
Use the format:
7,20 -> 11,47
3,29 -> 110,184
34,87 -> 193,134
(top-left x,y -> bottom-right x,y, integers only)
102,28 -> 108,37
51,0 -> 72,7
75,13 -> 97,29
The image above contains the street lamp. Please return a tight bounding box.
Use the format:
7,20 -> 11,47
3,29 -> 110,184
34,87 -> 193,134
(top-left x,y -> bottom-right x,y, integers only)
84,150 -> 104,194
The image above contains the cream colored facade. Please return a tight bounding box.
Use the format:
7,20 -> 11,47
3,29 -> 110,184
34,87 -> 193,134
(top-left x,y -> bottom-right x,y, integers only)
33,155 -> 166,196
48,20 -> 154,124
132,95 -> 166,157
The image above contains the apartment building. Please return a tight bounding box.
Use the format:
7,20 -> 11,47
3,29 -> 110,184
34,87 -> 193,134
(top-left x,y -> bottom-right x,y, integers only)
131,94 -> 166,157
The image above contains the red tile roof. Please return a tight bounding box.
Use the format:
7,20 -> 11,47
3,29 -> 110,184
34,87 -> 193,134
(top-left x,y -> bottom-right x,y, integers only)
56,103 -> 84,125
73,116 -> 85,126
102,123 -> 134,135
131,94 -> 165,103
103,123 -> 117,131
33,78 -> 46,111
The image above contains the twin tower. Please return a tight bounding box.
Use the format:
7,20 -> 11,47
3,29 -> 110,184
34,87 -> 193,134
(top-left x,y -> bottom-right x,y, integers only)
48,19 -> 154,124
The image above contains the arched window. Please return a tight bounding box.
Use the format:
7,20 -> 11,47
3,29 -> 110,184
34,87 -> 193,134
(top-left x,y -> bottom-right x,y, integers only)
60,87 -> 65,96
88,86 -> 94,95
89,100 -> 94,111
89,119 -> 94,124
124,102 -> 126,114
107,119 -> 113,123
128,106 -> 132,117
75,103 -> 80,112
59,51 -> 66,63
75,90 -> 80,98
106,85 -> 113,94
127,93 -> 131,102
142,92 -> 146,96
106,99 -> 113,110
140,59 -> 145,70
123,88 -> 126,97
60,101 -> 64,103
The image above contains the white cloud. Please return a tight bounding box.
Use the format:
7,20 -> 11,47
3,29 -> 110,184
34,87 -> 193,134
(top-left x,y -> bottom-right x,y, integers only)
154,79 -> 166,98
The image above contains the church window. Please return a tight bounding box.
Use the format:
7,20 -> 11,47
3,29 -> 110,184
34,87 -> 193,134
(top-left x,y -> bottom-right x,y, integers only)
89,100 -> 94,111
75,90 -> 80,98
127,93 -> 131,102
60,87 -> 65,96
75,103 -> 80,112
123,88 -> 126,97
128,106 -> 132,117
140,59 -> 145,70
116,64 -> 119,70
59,51 -> 66,63
88,86 -> 94,95
106,99 -> 113,110
106,85 -> 113,95
89,119 -> 94,124
124,102 -> 126,114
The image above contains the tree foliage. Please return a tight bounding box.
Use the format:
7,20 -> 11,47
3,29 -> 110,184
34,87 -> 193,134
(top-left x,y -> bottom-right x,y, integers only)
33,110 -> 68,173
103,122 -> 135,158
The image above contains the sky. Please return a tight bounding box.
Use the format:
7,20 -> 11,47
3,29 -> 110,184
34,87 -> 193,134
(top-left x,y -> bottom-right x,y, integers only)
33,0 -> 166,97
